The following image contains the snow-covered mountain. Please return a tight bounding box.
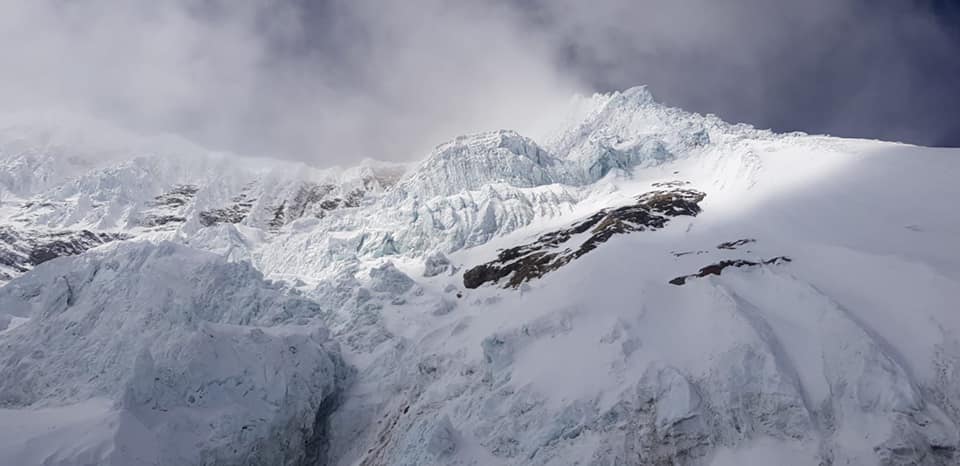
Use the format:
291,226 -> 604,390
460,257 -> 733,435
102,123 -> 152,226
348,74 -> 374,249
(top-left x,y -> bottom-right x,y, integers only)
2,87 -> 960,465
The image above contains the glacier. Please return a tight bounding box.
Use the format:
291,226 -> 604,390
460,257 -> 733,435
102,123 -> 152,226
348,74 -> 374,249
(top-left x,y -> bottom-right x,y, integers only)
1,87 -> 960,465
0,241 -> 348,466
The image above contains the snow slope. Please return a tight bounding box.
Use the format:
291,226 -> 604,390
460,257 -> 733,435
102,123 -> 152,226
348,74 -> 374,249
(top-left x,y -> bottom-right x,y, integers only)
317,135 -> 960,466
1,87 -> 960,465
0,241 -> 348,466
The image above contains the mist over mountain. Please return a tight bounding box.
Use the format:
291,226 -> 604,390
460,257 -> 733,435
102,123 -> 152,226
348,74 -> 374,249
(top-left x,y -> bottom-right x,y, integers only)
2,84 -> 960,465
2,0 -> 958,165
2,2 -> 960,465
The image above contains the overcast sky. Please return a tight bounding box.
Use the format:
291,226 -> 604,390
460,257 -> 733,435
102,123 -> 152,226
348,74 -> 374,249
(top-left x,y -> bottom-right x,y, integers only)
2,0 -> 958,164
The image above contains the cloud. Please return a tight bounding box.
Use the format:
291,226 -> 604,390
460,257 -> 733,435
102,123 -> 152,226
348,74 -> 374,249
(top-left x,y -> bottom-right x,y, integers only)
1,0 -> 956,166
0,0 -> 580,164
0,1 -> 281,148
516,0 -> 960,145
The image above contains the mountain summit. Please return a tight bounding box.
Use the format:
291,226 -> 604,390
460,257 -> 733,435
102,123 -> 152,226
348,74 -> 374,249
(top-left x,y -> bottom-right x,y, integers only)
2,88 -> 960,465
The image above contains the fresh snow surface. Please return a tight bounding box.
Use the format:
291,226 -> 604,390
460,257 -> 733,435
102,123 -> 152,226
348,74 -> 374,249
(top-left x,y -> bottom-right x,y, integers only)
1,86 -> 960,465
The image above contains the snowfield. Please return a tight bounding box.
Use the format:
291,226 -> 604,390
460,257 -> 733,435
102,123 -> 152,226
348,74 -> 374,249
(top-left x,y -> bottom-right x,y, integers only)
1,87 -> 959,465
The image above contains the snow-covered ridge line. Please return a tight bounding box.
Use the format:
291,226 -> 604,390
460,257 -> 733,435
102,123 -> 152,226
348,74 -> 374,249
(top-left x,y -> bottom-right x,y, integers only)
462,186 -> 707,289
3,86 -> 960,465
0,87 -> 705,281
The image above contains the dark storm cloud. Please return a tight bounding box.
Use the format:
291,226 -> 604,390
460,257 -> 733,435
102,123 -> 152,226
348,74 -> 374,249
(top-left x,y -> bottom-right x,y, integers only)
1,0 -> 956,166
516,0 -> 960,146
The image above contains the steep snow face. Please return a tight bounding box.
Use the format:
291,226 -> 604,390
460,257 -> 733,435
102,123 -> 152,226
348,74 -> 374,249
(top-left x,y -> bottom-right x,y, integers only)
537,87 -> 768,182
0,241 -> 347,466
6,152 -> 403,233
394,130 -> 563,200
0,87 -> 739,284
392,87 -> 738,201
322,139 -> 960,466
0,113 -> 155,197
0,116 -> 409,282
250,89 -> 754,281
3,87 -> 960,466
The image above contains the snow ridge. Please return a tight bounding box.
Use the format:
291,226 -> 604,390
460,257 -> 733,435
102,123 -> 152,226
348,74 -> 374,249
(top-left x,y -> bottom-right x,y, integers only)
2,86 -> 960,465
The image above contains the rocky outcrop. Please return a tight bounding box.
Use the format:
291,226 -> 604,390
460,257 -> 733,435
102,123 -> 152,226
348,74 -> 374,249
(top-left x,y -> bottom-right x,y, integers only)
463,188 -> 706,288
268,182 -> 367,229
151,184 -> 198,208
716,238 -> 756,250
199,191 -> 256,227
0,226 -> 127,281
669,256 -> 792,285
139,184 -> 198,228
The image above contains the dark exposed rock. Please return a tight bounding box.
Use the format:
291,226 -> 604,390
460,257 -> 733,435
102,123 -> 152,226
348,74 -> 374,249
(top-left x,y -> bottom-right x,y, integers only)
672,250 -> 709,257
669,256 -> 792,286
140,215 -> 187,227
670,238 -> 756,259
27,231 -> 127,265
716,238 -> 756,250
651,180 -> 691,188
463,188 -> 706,289
269,202 -> 287,229
0,226 -> 128,280
199,205 -> 249,227
140,185 -> 198,228
153,184 -> 198,208
271,183 -> 335,228
881,443 -> 958,465
318,194 -> 362,212
268,183 -> 366,229
199,192 -> 256,227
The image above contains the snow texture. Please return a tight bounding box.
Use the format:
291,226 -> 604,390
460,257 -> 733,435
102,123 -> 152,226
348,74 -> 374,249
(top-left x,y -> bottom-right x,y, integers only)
2,86 -> 960,465
0,241 -> 347,466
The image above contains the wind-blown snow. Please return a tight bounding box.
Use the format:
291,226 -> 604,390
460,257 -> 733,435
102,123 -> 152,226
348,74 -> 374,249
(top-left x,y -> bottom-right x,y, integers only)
2,86 -> 960,465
